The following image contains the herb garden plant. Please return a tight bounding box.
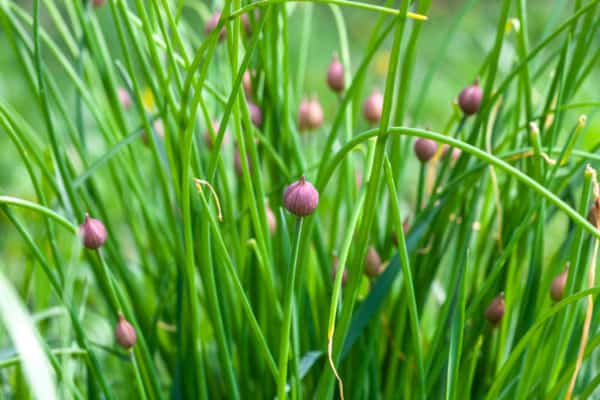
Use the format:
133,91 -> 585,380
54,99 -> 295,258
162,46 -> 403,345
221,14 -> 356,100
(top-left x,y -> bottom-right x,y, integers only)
0,0 -> 599,399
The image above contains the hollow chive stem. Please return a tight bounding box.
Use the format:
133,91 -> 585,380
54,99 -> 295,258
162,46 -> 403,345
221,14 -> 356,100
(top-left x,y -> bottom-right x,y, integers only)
384,158 -> 425,399
416,163 -> 426,214
96,251 -> 123,315
277,218 -> 304,400
131,352 -> 149,400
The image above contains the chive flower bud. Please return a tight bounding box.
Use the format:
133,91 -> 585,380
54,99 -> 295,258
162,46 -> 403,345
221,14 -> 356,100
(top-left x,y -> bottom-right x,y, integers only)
458,79 -> 483,116
298,98 -> 324,131
80,214 -> 107,250
205,12 -> 226,41
115,314 -> 137,350
391,218 -> 410,248
117,87 -> 131,110
485,292 -> 505,326
364,246 -> 382,277
248,100 -> 263,128
332,256 -> 348,286
327,55 -> 345,93
266,206 -> 277,234
243,70 -> 252,98
241,10 -> 260,36
414,138 -> 438,163
550,268 -> 568,302
283,176 -> 319,217
234,148 -> 252,177
204,121 -> 229,149
442,144 -> 461,161
363,90 -> 384,124
141,119 -> 164,146
92,0 -> 105,8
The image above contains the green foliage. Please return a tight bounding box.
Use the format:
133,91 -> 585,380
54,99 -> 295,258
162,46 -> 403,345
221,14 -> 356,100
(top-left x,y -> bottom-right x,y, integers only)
0,0 -> 598,398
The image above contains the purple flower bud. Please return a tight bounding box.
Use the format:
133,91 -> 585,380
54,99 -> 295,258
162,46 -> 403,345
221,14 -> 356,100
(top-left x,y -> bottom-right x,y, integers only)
204,120 -> 229,149
458,79 -> 483,116
550,268 -> 568,302
442,144 -> 461,162
243,70 -> 252,98
80,214 -> 107,250
234,148 -> 252,177
414,138 -> 438,163
327,55 -> 345,93
117,87 -> 131,110
266,206 -> 277,234
485,292 -> 505,327
297,99 -> 311,131
115,314 -> 137,350
283,176 -> 319,217
308,98 -> 324,130
297,98 -> 324,131
240,13 -> 254,36
332,256 -> 348,286
92,0 -> 105,8
205,12 -> 226,41
248,100 -> 263,128
141,119 -> 164,146
364,246 -> 382,277
391,218 -> 410,247
363,90 -> 384,124
355,172 -> 363,189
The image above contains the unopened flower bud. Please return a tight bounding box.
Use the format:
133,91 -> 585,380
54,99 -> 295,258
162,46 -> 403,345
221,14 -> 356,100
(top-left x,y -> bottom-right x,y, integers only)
248,100 -> 263,128
363,90 -> 384,124
485,292 -> 505,326
414,138 -> 438,163
234,148 -> 252,177
550,268 -> 568,302
298,98 -> 324,131
327,55 -> 345,93
205,12 -> 226,41
115,314 -> 137,350
204,121 -> 229,149
80,214 -> 107,250
266,206 -> 277,234
243,70 -> 252,98
442,144 -> 461,161
141,119 -> 164,146
118,87 -> 131,110
283,176 -> 319,217
458,79 -> 483,116
364,246 -> 382,277
332,256 -> 348,286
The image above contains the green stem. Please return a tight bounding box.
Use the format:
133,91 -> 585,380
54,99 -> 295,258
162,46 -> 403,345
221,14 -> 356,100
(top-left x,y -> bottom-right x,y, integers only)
277,218 -> 304,400
0,196 -> 76,233
131,352 -> 149,400
416,164 -> 425,215
384,158 -> 425,400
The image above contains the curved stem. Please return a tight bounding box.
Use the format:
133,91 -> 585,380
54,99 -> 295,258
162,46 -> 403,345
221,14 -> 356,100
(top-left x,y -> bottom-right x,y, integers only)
0,196 -> 77,233
319,127 -> 600,240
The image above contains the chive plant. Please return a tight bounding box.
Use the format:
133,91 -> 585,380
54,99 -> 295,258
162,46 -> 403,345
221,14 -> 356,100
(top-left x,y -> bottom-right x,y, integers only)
0,0 -> 599,399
